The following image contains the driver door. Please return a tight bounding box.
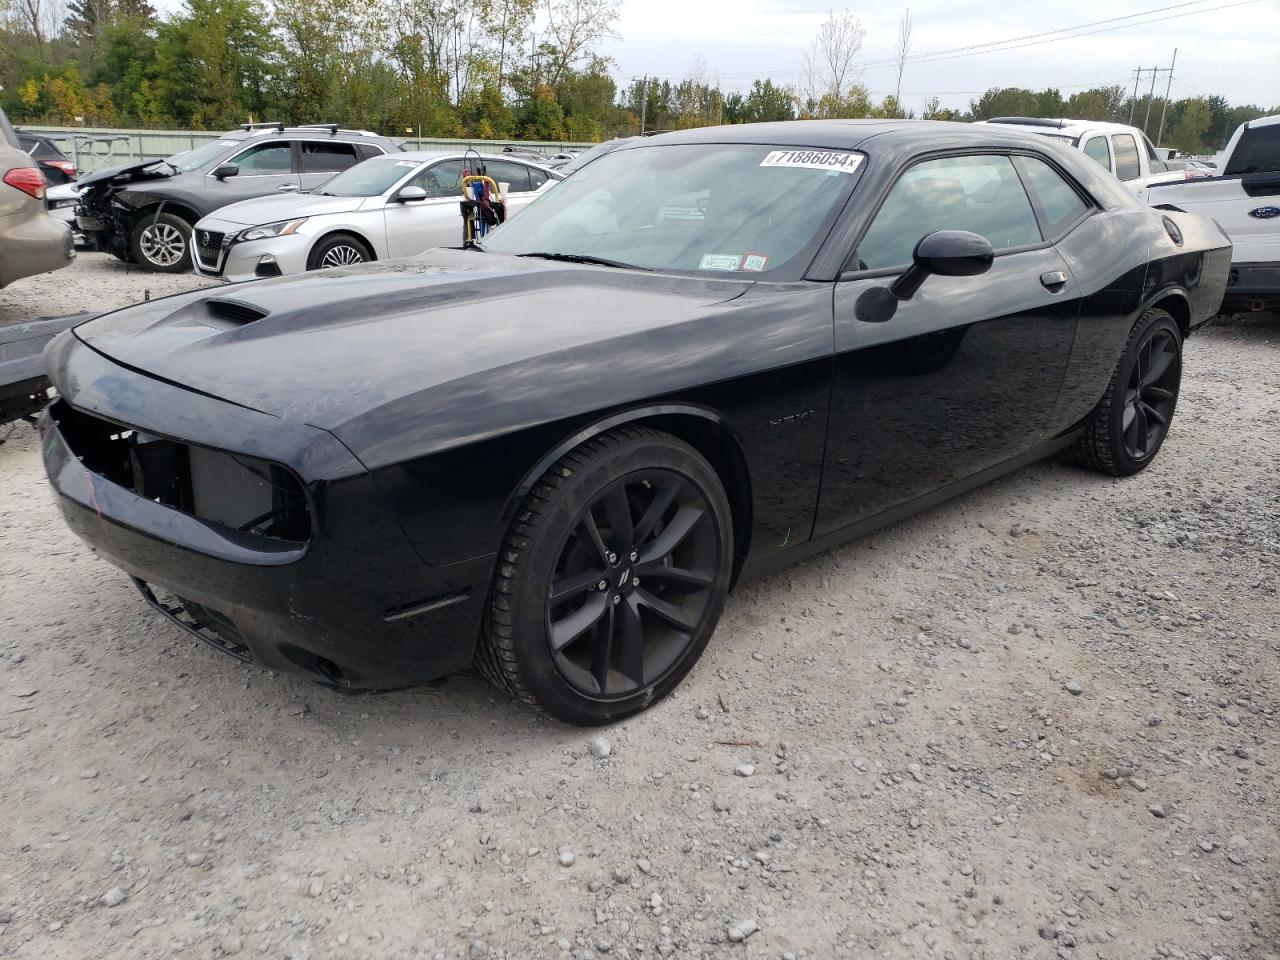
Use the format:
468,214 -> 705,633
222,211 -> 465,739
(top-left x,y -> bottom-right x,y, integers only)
205,139 -> 300,206
816,152 -> 1082,537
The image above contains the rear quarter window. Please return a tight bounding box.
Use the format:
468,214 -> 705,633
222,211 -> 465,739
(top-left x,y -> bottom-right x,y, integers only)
1112,134 -> 1142,181
1013,156 -> 1090,238
0,109 -> 21,150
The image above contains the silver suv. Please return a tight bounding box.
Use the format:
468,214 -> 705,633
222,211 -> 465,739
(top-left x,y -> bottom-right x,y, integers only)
74,123 -> 404,272
0,107 -> 74,290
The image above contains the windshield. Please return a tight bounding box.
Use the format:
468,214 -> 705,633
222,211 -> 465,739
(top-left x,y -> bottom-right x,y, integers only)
166,138 -> 240,172
314,157 -> 421,196
482,143 -> 863,278
559,139 -> 630,175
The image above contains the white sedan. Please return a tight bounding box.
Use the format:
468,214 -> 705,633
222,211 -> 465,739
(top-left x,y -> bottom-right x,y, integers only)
191,151 -> 562,282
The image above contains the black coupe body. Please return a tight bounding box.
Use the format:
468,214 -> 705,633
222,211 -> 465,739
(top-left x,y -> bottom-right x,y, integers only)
41,121 -> 1231,724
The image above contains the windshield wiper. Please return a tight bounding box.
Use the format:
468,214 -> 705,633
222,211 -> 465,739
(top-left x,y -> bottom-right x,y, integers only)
516,252 -> 647,270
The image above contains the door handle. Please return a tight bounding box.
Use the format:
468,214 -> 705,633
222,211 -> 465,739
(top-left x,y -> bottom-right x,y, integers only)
1040,270 -> 1067,292
277,184 -> 299,192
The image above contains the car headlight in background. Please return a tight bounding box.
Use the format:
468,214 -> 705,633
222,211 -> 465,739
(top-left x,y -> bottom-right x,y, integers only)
238,219 -> 307,241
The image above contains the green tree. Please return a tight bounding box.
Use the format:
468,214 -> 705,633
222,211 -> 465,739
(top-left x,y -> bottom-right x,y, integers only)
1171,97 -> 1212,155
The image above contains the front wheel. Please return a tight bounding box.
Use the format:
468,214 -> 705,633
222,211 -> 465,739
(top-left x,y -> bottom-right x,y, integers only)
1066,308 -> 1182,476
477,427 -> 734,725
307,234 -> 372,271
128,212 -> 193,272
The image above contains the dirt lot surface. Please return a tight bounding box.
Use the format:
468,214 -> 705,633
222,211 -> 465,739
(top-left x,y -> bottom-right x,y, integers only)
1,256 -> 1278,960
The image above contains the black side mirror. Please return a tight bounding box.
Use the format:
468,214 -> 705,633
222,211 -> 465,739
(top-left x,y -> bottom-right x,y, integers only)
213,163 -> 239,180
890,229 -> 994,301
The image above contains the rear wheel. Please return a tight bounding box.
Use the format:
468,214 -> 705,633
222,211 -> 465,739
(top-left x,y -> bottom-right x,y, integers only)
477,427 -> 733,725
307,234 -> 372,271
129,212 -> 193,272
1066,308 -> 1182,476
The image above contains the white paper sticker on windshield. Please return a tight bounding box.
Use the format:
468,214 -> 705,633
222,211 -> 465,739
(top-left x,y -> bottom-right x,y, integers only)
741,253 -> 768,272
759,149 -> 862,173
699,254 -> 743,271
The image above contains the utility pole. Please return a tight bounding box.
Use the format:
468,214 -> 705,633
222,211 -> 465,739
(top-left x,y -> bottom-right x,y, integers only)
1128,68 -> 1142,125
639,75 -> 648,136
1143,65 -> 1159,134
1156,47 -> 1178,148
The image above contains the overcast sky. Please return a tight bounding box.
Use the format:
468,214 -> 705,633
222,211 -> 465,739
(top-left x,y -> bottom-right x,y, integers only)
587,0 -> 1280,114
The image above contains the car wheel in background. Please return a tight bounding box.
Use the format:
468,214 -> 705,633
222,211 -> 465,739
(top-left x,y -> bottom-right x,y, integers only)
1067,307 -> 1182,476
129,212 -> 193,272
477,426 -> 734,725
307,234 -> 373,271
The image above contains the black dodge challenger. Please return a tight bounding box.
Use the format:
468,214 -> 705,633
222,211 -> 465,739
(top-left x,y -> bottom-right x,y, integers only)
41,121 -> 1231,724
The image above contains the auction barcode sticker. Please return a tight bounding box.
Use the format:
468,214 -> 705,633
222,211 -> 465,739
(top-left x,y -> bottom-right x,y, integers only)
759,150 -> 863,173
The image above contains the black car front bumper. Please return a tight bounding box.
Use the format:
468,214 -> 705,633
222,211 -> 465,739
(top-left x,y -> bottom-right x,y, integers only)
40,333 -> 492,689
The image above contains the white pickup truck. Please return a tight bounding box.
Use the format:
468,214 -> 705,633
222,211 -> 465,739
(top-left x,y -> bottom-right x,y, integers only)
978,117 -> 1193,197
1147,115 -> 1280,313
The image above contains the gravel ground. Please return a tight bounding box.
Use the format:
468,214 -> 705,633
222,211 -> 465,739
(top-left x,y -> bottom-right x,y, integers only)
1,255 -> 1278,960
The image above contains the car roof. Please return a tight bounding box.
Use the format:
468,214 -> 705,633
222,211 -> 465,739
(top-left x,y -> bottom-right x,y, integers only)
389,150 -> 557,169
627,119 -> 1083,153
981,117 -> 1147,137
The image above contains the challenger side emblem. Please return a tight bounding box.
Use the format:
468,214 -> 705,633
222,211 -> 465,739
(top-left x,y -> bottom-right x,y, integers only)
1248,206 -> 1280,219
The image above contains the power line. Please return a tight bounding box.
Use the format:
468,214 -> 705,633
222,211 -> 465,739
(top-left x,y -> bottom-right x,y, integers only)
686,0 -> 1259,82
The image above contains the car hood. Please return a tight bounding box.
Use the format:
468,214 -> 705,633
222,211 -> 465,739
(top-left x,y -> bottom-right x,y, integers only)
205,193 -> 370,226
72,249 -> 756,450
75,159 -> 171,188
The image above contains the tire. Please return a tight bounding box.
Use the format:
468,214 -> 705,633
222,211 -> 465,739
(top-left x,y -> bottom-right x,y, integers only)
477,426 -> 734,725
307,234 -> 373,271
1066,308 -> 1182,476
128,211 -> 193,272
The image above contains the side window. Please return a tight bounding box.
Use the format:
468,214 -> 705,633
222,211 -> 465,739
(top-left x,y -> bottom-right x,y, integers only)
228,141 -> 293,175
1083,136 -> 1111,171
302,141 -> 359,173
1013,156 -> 1090,239
529,166 -> 550,190
355,142 -> 385,161
1112,135 -> 1141,181
854,155 -> 1042,271
411,159 -> 465,198
486,159 -> 532,193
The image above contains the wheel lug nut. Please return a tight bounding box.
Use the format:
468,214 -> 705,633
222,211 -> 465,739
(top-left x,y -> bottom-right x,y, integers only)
597,580 -> 608,591
629,551 -> 638,562
631,577 -> 640,589
607,552 -> 618,565
612,594 -> 621,605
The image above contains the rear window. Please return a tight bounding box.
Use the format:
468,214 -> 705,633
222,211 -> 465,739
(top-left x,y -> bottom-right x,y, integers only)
1224,123 -> 1280,175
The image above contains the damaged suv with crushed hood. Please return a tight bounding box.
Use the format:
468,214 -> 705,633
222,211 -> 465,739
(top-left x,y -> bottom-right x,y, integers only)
74,123 -> 403,272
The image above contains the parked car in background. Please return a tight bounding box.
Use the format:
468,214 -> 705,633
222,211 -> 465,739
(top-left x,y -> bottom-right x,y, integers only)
44,181 -> 83,244
977,118 -> 1192,197
74,123 -> 404,273
1,107 -> 74,290
192,151 -> 560,281
41,121 -> 1229,723
15,131 -> 78,185
1149,114 -> 1280,313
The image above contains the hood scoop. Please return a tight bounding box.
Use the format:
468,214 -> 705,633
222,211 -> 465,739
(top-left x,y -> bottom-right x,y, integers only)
205,298 -> 269,327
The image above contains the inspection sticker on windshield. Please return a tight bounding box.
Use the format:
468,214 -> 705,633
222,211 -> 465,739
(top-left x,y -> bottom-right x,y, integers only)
699,254 -> 746,271
741,254 -> 768,272
759,149 -> 862,173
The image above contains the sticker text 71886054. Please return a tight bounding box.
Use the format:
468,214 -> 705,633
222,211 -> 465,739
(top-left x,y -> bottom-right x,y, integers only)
759,150 -> 863,173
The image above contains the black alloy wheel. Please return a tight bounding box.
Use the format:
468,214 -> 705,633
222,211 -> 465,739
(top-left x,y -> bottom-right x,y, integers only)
1066,307 -> 1183,477
547,470 -> 720,699
478,427 -> 733,725
1120,326 -> 1180,462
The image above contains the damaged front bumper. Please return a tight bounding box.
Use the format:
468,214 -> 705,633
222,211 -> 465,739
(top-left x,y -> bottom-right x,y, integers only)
40,331 -> 491,689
